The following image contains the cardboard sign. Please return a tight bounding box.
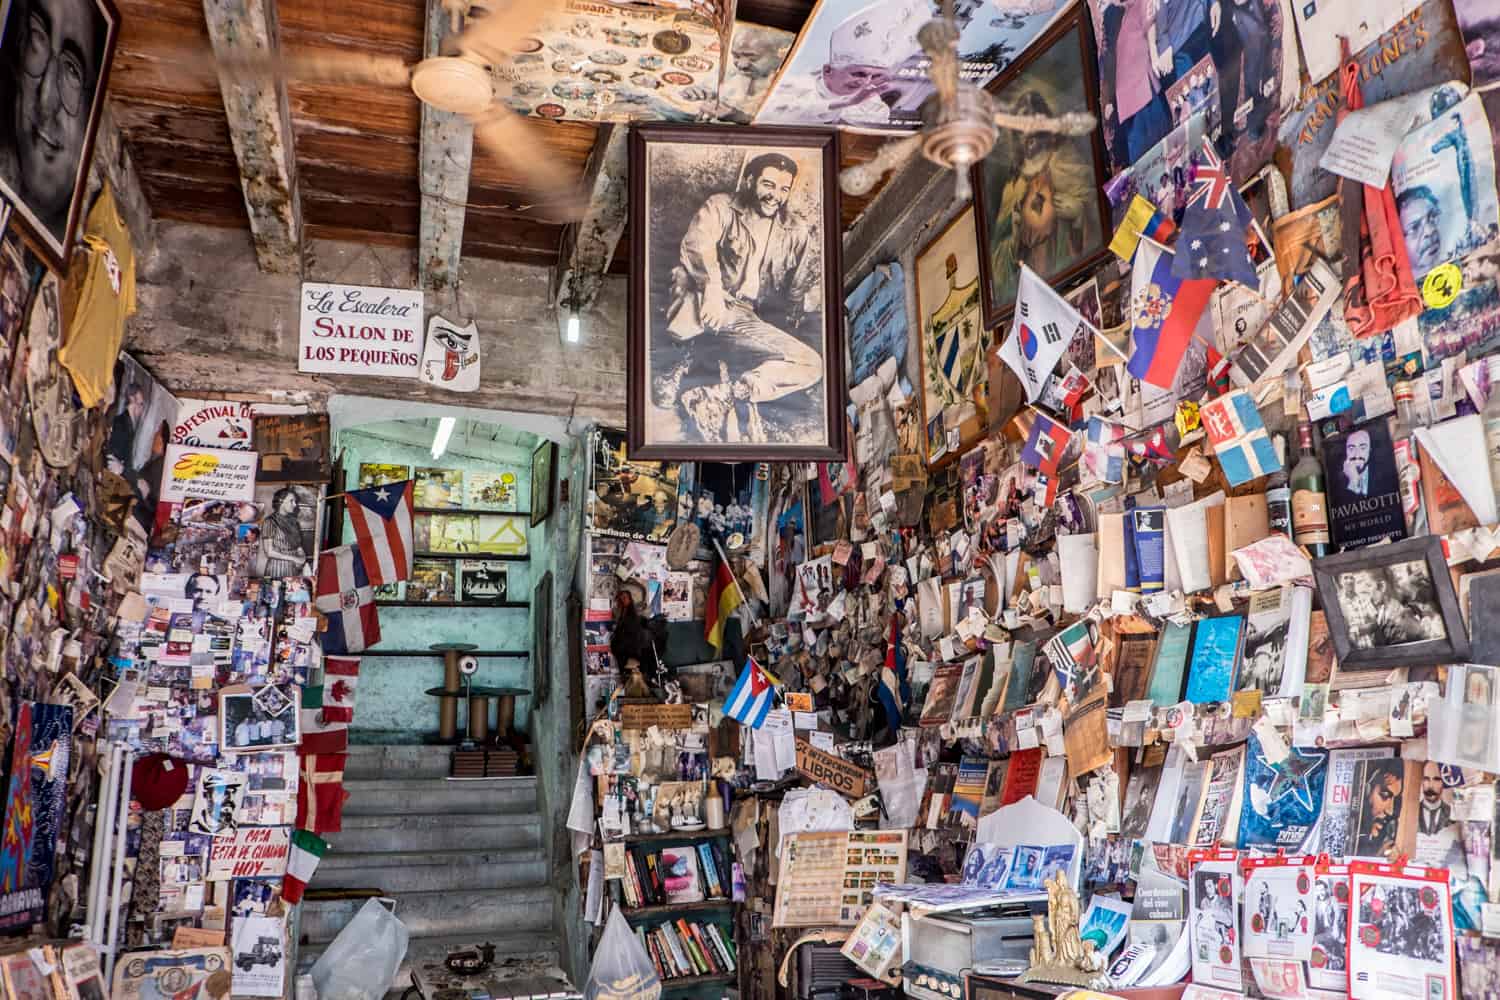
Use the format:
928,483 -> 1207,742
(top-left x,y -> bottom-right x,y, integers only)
207,827 -> 289,880
298,282 -> 423,378
160,444 -> 258,503
173,399 -> 254,450
619,703 -> 693,731
795,739 -> 872,798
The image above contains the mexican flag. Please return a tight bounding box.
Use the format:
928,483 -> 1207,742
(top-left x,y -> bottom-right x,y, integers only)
281,829 -> 328,904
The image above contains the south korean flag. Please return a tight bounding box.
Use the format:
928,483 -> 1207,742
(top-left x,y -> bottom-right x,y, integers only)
998,264 -> 1093,403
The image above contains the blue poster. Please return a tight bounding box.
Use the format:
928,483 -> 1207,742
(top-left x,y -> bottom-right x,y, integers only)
846,263 -> 909,385
0,702 -> 73,931
1184,615 -> 1243,703
1238,731 -> 1328,851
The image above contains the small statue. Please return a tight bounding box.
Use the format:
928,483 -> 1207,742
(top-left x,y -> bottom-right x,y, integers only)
1028,914 -> 1054,967
1020,871 -> 1109,987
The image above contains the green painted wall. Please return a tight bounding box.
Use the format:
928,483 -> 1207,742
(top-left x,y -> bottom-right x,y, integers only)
337,427 -> 538,743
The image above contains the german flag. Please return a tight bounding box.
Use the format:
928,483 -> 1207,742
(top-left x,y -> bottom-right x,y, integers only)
704,544 -> 743,654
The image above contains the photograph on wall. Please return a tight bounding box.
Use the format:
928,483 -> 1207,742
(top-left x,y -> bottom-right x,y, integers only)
754,0 -> 1068,130
914,206 -> 986,466
253,484 -> 320,579
188,768 -> 248,837
219,685 -> 298,751
407,558 -> 456,603
474,514 -> 530,556
531,440 -> 555,526
971,7 -> 1110,330
106,354 -> 180,533
459,560 -> 509,603
419,513 -> 480,554
629,126 -> 845,460
414,467 -> 463,508
0,0 -> 119,268
589,427 -> 680,541
464,470 -> 518,511
1314,537 -> 1469,669
357,463 -> 410,490
1391,89 -> 1500,279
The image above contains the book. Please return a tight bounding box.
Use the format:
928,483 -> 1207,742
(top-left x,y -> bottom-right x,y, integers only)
1035,755 -> 1070,810
949,756 -> 989,828
1193,745 -> 1245,846
980,759 -> 1009,817
1317,745 -> 1396,857
948,657 -> 983,723
659,848 -> 704,904
1003,642 -> 1039,712
1184,614 -> 1244,703
1238,732 -> 1328,851
1110,631 -> 1158,707
1346,757 -> 1419,859
1239,588 -> 1293,697
696,843 -> 721,898
999,748 -> 1043,806
1166,757 -> 1211,844
919,664 -> 964,726
1147,621 -> 1193,705
1322,419 -> 1406,550
1121,758 -> 1164,841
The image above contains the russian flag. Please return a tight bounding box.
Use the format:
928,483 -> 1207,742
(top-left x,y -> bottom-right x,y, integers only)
1127,240 -> 1215,389
345,480 -> 415,586
724,657 -> 778,729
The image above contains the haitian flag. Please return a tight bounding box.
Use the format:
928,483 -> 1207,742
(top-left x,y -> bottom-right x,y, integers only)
1127,239 -> 1215,389
1020,410 -> 1072,477
1172,138 -> 1259,288
314,545 -> 380,655
345,480 -> 414,586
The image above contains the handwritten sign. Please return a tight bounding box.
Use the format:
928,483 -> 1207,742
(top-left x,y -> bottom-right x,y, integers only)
207,827 -> 289,880
795,739 -> 872,798
161,444 -> 258,502
298,282 -> 423,379
619,703 -> 694,731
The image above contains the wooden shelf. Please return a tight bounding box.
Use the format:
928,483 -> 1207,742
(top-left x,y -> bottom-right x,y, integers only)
411,550 -> 530,562
621,829 -> 731,845
415,507 -> 531,517
361,649 -> 529,657
623,899 -> 733,918
376,600 -> 530,608
659,973 -> 735,990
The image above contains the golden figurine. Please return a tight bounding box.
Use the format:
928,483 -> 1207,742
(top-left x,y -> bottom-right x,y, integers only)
1019,872 -> 1109,988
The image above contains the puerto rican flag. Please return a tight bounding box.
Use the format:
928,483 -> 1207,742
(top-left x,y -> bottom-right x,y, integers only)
315,545 -> 381,655
345,480 -> 414,586
321,656 -> 360,722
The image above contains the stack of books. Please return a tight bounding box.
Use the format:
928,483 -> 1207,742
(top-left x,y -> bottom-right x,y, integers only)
620,841 -> 732,908
634,919 -> 737,980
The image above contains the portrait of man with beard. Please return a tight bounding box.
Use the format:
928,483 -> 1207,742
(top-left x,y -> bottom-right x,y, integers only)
0,0 -> 116,264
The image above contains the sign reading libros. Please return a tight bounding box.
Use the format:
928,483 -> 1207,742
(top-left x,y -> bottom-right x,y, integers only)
298,282 -> 424,379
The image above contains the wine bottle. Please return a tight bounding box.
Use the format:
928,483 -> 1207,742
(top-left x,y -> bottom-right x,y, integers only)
1291,421 -> 1331,557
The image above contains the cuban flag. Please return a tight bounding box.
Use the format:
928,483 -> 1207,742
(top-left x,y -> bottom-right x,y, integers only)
724,657 -> 778,729
345,480 -> 414,586
315,545 -> 380,655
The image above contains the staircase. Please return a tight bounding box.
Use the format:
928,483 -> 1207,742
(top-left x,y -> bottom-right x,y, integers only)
297,746 -> 561,993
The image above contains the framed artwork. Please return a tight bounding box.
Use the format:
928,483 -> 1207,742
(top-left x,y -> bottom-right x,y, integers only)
530,440 -> 556,527
914,206 -> 986,467
1312,536 -> 1470,670
413,467 -> 462,509
970,5 -> 1110,331
533,571 -> 552,705
627,124 -> 847,461
0,0 -> 119,270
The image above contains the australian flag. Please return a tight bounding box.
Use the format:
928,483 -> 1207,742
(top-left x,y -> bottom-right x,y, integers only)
315,545 -> 381,655
1171,137 -> 1259,288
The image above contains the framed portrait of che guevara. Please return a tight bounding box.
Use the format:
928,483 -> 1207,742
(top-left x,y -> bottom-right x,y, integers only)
627,124 -> 847,462
969,4 -> 1110,331
0,0 -> 120,270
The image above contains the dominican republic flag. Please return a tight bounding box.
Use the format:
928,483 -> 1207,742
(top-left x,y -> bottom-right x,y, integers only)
321,657 -> 360,723
280,829 -> 328,904
1172,138 -> 1258,288
724,657 -> 778,729
315,545 -> 380,655
300,683 -> 349,755
998,264 -> 1090,403
345,480 -> 414,586
1127,239 -> 1215,389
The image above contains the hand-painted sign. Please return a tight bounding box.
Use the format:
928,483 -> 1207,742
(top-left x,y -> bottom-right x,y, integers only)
298,282 -> 423,378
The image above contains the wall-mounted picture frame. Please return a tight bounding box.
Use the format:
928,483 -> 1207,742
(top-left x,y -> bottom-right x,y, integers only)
914,205 -> 986,468
0,0 -> 120,271
1312,535 -> 1470,670
530,439 -> 556,527
533,570 -> 553,705
627,123 -> 847,462
970,4 -> 1111,331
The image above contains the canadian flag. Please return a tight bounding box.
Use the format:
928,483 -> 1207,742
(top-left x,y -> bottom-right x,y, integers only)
322,657 -> 360,723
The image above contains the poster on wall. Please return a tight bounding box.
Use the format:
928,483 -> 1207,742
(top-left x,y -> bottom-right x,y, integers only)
0,703 -> 72,930
174,400 -> 255,450
161,445 -> 259,503
418,315 -> 481,392
297,283 -> 423,379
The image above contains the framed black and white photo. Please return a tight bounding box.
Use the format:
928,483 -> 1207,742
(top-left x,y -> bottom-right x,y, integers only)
253,483 -> 322,579
218,684 -> 300,751
530,439 -> 555,527
628,124 -> 846,461
0,0 -> 119,270
459,559 -> 508,603
1313,536 -> 1469,670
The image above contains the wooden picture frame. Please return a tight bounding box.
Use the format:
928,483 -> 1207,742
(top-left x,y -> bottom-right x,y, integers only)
969,4 -> 1111,331
1312,535 -> 1470,670
532,570 -> 553,705
530,439 -> 556,527
627,123 -> 847,461
913,205 -> 986,468
0,0 -> 120,271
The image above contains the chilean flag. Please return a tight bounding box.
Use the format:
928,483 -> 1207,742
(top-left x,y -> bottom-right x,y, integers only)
315,545 -> 380,655
345,480 -> 414,586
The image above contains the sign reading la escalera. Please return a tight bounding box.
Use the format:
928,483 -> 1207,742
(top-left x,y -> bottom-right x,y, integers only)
298,282 -> 424,379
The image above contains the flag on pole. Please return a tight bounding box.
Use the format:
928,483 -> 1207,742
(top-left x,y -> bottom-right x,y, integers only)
344,480 -> 415,586
1109,193 -> 1177,260
724,657 -> 778,729
321,657 -> 360,723
1127,239 -> 1216,388
280,829 -> 328,904
998,264 -> 1091,403
876,614 -> 908,730
1020,409 -> 1072,477
1172,138 -> 1259,287
315,545 -> 381,654
704,541 -> 744,654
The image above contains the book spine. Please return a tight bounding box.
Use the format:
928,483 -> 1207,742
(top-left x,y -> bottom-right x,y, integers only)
703,921 -> 733,972
638,928 -> 665,979
661,923 -> 691,976
676,919 -> 709,974
688,921 -> 721,974
654,926 -> 682,978
713,923 -> 738,969
710,841 -> 732,897
644,852 -> 664,904
697,843 -> 721,897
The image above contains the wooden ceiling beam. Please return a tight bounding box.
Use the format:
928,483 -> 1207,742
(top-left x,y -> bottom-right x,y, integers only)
201,0 -> 303,274
416,0 -> 473,293
550,124 -> 628,334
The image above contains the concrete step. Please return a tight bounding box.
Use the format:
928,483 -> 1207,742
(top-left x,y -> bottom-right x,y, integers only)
312,848 -> 548,893
341,777 -> 537,816
299,931 -> 561,993
344,745 -> 453,781
324,813 -> 540,853
301,887 -> 556,943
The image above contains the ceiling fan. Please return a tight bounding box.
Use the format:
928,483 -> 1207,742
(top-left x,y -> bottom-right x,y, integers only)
193,0 -> 588,221
837,0 -> 1097,200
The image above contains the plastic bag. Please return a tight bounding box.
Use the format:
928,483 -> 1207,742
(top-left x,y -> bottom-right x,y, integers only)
584,908 -> 660,1000
310,897 -> 410,1000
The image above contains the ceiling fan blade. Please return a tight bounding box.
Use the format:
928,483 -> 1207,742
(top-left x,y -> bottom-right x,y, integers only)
454,0 -> 558,64
468,104 -> 588,222
170,44 -> 413,91
838,134 -> 923,197
992,109 -> 1097,136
